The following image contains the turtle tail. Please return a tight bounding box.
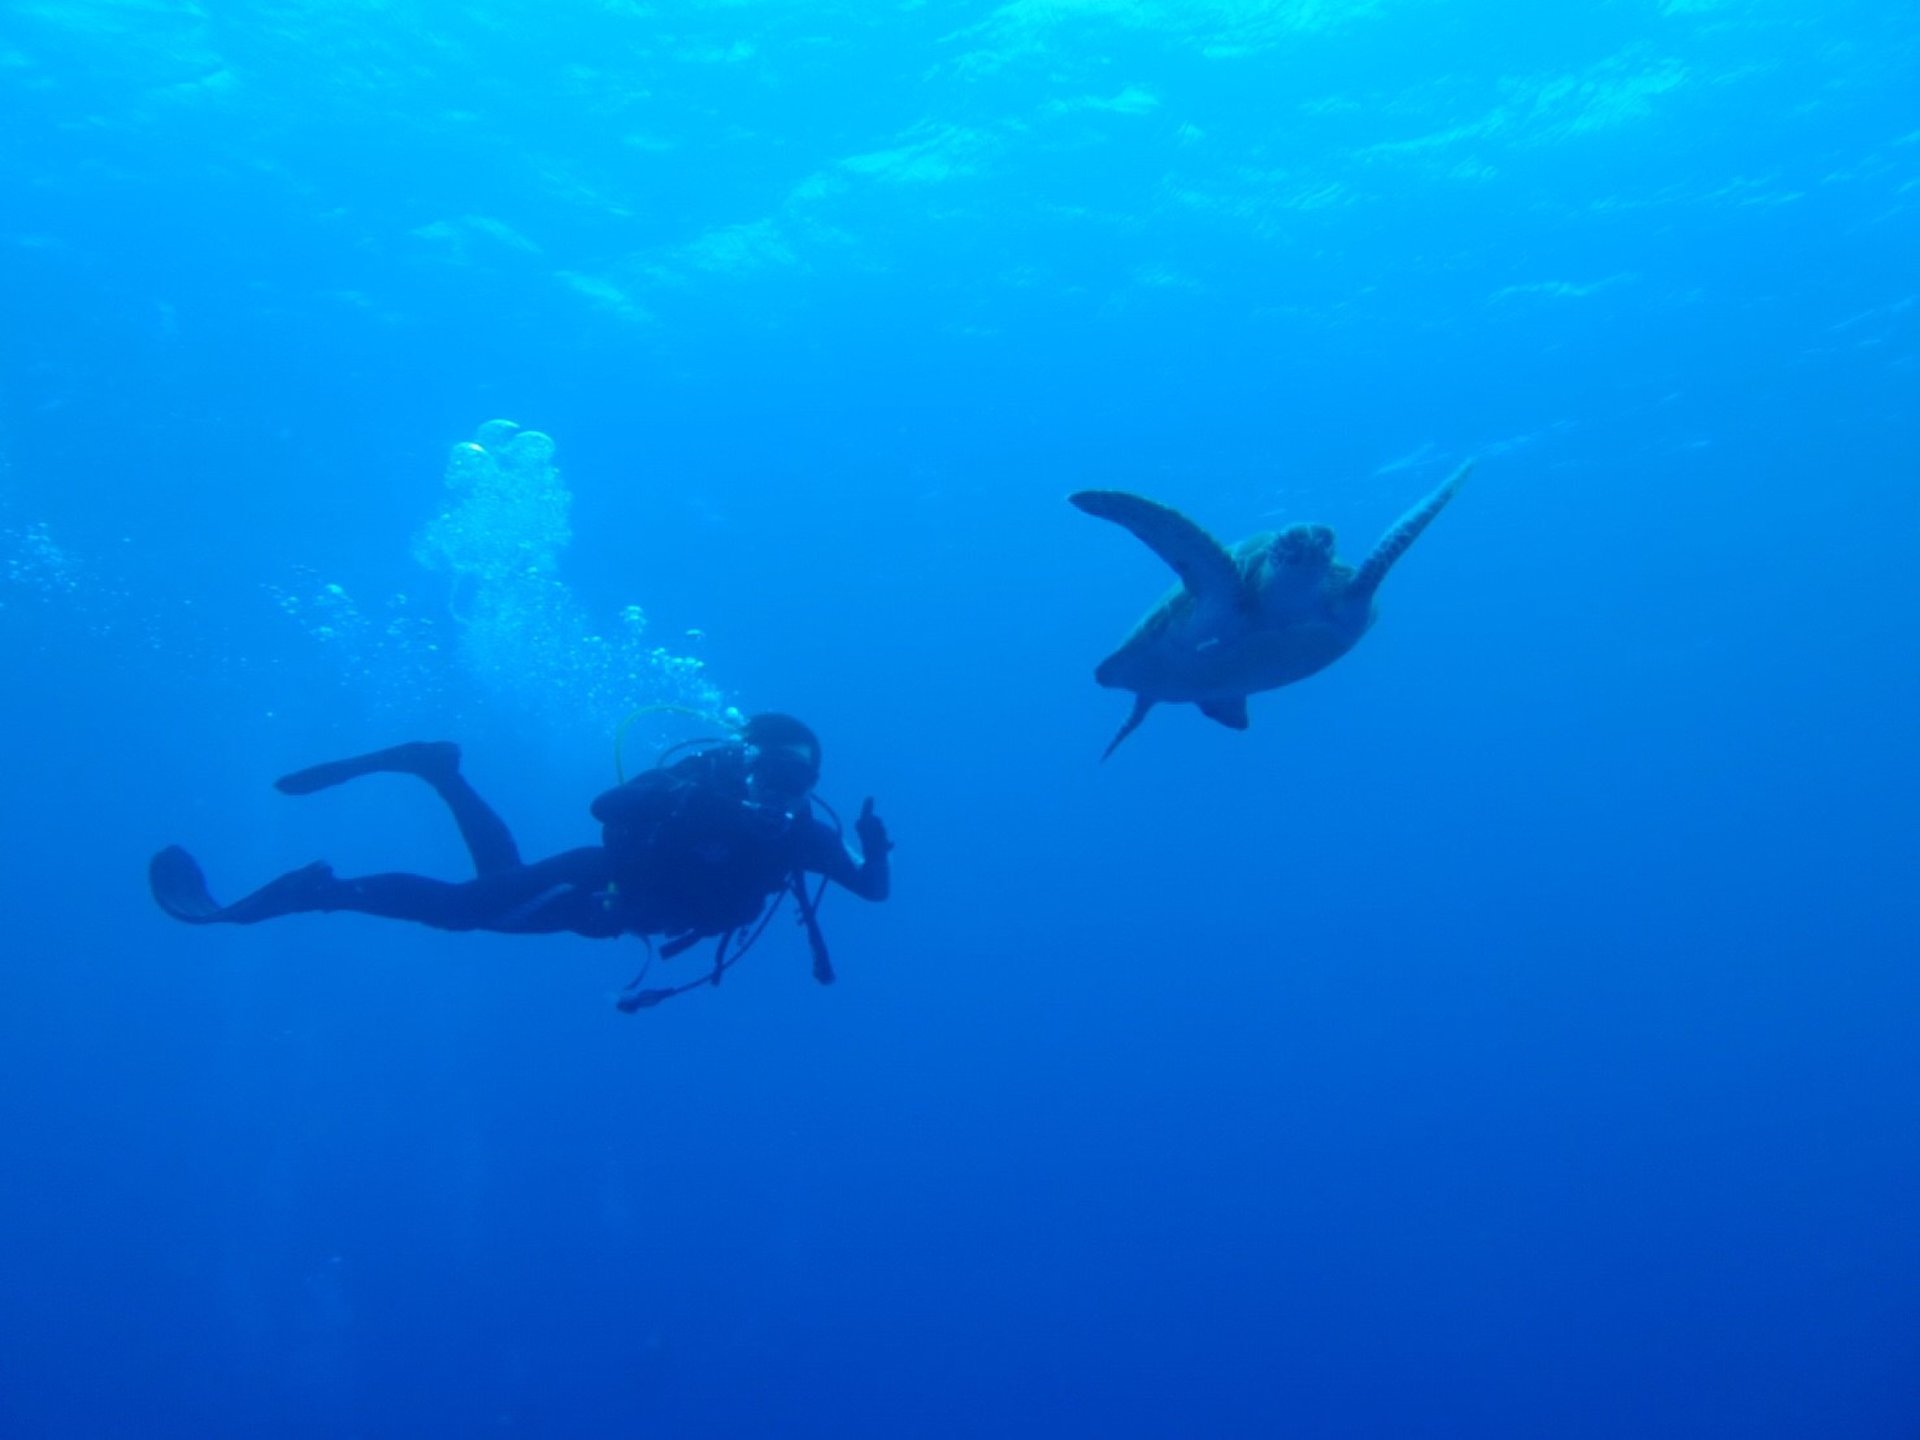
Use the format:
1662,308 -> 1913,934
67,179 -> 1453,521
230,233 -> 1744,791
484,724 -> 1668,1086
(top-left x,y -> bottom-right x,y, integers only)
1349,461 -> 1471,604
1101,695 -> 1155,761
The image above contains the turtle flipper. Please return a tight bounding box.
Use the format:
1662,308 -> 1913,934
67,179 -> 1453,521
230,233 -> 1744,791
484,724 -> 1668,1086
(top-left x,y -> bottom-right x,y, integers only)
1349,461 -> 1471,604
1100,694 -> 1156,761
1071,491 -> 1245,613
1198,696 -> 1249,730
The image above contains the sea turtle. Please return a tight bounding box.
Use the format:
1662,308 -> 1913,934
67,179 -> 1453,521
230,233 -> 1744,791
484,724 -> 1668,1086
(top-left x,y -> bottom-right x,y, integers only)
1071,462 -> 1470,758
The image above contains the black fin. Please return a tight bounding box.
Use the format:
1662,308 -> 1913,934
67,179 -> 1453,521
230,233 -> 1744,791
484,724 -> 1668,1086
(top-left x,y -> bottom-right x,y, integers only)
150,848 -> 335,926
275,741 -> 460,796
1198,697 -> 1250,730
149,845 -> 223,923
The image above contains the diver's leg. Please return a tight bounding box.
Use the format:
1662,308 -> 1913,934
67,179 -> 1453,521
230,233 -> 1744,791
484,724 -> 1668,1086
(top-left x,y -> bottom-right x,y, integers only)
322,847 -> 617,934
151,844 -> 617,936
412,767 -> 521,876
274,741 -> 522,876
475,852 -> 627,936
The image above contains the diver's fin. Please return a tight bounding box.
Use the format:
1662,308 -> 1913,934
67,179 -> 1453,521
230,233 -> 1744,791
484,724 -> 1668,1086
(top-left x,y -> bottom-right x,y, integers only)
275,741 -> 460,796
1349,461 -> 1471,604
149,845 -> 224,923
1198,696 -> 1250,730
1101,695 -> 1156,761
1070,491 -> 1245,611
150,846 -> 337,925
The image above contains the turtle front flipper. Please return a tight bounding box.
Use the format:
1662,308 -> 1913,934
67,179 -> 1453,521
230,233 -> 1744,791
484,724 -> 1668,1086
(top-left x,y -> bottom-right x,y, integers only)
1349,461 -> 1471,604
1070,490 -> 1245,616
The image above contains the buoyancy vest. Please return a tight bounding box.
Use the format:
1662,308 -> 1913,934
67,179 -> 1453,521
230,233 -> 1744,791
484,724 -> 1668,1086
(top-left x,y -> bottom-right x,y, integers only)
590,746 -> 798,940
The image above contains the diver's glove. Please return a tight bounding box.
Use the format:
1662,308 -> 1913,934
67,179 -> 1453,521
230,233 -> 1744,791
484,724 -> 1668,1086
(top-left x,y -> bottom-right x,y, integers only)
855,797 -> 893,859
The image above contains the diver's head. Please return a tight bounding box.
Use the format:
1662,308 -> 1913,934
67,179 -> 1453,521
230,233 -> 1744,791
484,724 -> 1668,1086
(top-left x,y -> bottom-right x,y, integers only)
739,712 -> 821,810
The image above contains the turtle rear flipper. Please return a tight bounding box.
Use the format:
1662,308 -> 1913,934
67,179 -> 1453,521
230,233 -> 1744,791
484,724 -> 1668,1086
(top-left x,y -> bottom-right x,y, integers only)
1198,697 -> 1250,730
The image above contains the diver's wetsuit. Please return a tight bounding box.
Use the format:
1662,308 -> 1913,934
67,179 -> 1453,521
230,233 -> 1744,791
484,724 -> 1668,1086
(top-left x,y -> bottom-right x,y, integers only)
150,741 -> 886,945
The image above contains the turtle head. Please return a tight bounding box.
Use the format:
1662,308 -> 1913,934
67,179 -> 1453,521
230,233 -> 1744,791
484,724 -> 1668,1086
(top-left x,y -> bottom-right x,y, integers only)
1093,647 -> 1140,690
1248,523 -> 1339,617
1268,523 -> 1334,567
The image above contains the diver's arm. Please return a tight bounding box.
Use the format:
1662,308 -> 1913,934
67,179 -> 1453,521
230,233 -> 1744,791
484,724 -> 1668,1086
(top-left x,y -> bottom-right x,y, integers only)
803,801 -> 891,901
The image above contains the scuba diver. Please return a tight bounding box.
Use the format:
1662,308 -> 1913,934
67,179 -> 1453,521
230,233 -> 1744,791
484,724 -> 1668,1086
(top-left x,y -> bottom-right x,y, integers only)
148,713 -> 892,1008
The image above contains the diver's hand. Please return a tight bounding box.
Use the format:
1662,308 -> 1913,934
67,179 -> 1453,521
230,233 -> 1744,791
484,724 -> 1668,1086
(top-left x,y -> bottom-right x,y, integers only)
856,798 -> 893,859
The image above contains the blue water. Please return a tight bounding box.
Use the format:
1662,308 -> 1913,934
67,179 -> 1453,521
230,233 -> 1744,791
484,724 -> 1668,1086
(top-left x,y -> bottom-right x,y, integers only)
3,2 -> 1917,1434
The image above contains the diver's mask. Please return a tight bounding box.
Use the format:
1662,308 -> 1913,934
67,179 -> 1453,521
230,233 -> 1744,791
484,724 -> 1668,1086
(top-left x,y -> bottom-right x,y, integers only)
745,740 -> 820,811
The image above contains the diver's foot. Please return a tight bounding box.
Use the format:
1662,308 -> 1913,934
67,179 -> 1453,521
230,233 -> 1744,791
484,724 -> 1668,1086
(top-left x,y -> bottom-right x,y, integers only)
275,741 -> 461,796
219,861 -> 338,923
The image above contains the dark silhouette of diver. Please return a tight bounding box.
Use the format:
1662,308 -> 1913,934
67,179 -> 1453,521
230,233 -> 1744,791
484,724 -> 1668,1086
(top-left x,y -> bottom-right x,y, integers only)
149,713 -> 891,1005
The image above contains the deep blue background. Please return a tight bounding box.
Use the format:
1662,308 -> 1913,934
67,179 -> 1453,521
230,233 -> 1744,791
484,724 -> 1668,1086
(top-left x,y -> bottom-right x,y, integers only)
3,1 -> 1917,1435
